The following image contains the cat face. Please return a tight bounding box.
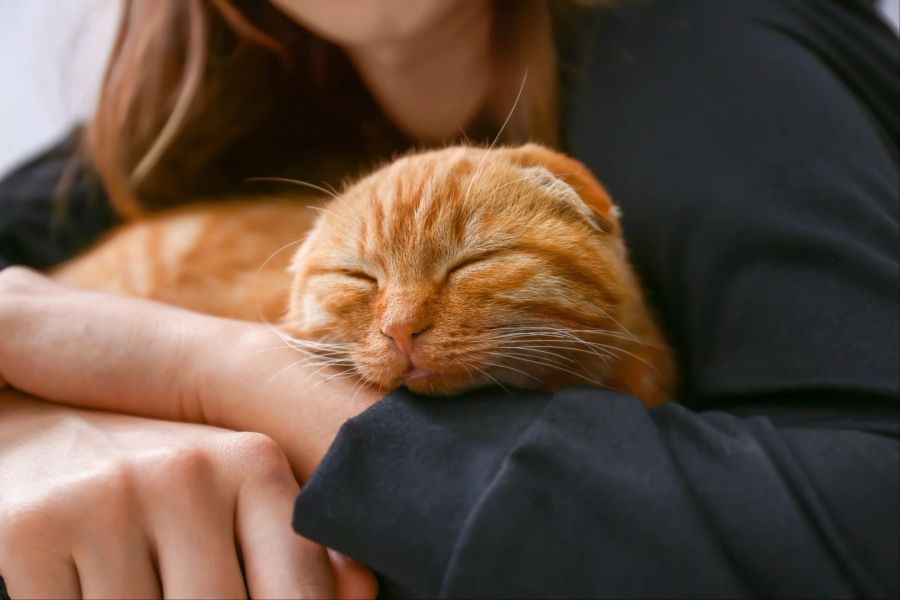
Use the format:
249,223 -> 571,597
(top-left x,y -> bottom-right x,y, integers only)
283,144 -> 647,396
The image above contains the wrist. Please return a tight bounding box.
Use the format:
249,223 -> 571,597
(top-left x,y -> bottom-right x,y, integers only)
192,321 -> 383,480
188,319 -> 275,427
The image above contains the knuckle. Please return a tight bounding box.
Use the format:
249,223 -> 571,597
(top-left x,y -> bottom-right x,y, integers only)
0,505 -> 54,559
0,505 -> 48,543
82,462 -> 137,520
92,459 -> 136,495
229,432 -> 293,482
145,446 -> 215,488
0,462 -> 144,563
0,265 -> 42,292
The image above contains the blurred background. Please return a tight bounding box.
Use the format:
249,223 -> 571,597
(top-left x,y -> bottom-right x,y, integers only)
1,0 -> 898,180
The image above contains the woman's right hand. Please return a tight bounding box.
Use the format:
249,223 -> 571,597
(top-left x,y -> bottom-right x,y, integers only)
0,389 -> 376,599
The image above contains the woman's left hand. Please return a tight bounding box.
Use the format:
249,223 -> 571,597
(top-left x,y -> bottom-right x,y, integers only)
0,266 -> 382,480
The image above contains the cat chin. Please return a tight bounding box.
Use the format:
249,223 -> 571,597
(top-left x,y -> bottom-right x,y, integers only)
399,373 -> 484,397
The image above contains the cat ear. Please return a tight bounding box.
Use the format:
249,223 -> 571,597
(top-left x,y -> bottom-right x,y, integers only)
502,143 -> 621,234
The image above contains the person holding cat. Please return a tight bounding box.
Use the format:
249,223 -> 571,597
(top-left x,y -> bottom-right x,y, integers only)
0,0 -> 897,598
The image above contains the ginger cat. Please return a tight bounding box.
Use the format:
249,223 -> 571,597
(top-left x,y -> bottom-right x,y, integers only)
55,144 -> 675,405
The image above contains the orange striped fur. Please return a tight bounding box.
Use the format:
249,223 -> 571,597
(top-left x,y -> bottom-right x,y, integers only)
55,145 -> 675,406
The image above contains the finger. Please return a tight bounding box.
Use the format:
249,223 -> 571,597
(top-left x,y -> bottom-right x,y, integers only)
237,473 -> 335,599
1,554 -> 81,600
329,550 -> 379,600
151,478 -> 248,599
74,528 -> 161,600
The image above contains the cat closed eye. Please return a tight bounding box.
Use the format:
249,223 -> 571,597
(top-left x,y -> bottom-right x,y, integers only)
338,269 -> 378,284
448,258 -> 487,275
447,250 -> 506,277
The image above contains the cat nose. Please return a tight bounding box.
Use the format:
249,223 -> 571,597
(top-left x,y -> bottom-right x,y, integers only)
381,319 -> 430,358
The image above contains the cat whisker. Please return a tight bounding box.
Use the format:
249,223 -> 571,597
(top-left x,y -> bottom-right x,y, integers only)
253,237 -> 307,279
490,352 -> 610,389
270,357 -> 353,389
486,326 -> 649,372
278,334 -> 349,349
278,338 -> 349,355
304,366 -> 357,393
276,331 -> 352,353
490,174 -> 542,195
508,346 -> 615,370
481,352 -> 572,376
237,344 -> 310,361
321,180 -> 340,197
477,358 -> 542,383
268,356 -> 317,383
457,360 -> 513,396
245,176 -> 340,201
558,326 -> 652,346
277,351 -> 354,373
227,343 -> 298,367
491,327 -> 621,357
263,327 -> 362,388
491,345 -> 580,365
487,326 -> 636,344
350,369 -> 379,403
487,333 -> 617,358
495,338 -> 617,357
462,70 -> 528,204
487,323 -> 648,346
556,338 -> 660,373
508,333 -> 633,365
306,204 -> 362,233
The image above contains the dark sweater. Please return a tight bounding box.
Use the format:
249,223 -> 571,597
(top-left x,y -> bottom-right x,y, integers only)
1,0 -> 897,597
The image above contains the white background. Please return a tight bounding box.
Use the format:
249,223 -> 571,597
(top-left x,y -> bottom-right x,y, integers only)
0,0 -> 897,180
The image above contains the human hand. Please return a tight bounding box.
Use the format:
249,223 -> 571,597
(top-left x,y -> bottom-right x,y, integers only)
0,389 -> 377,599
0,266 -> 381,481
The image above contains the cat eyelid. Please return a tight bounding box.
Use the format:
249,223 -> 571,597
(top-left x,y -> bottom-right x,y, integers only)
344,269 -> 377,283
330,268 -> 378,283
446,249 -> 506,276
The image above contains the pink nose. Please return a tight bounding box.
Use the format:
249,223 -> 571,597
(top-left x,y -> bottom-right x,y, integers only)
382,320 -> 429,358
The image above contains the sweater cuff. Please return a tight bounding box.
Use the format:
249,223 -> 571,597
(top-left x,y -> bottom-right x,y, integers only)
292,386 -> 553,597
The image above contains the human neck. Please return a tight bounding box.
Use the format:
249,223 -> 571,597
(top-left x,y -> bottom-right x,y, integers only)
344,2 -> 493,143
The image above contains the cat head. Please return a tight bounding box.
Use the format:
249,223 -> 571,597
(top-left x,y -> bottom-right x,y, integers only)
282,144 -> 667,399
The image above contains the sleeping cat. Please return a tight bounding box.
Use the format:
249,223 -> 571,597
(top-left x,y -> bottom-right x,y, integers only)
55,144 -> 675,405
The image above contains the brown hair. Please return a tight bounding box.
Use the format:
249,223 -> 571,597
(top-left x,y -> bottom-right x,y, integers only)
86,0 -> 570,218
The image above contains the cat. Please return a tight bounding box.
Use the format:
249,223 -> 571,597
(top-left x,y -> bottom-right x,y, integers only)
54,144 -> 675,406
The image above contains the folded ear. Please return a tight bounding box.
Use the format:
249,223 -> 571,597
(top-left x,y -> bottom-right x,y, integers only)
500,143 -> 620,234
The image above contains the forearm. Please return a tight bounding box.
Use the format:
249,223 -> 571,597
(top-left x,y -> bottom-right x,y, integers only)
0,268 -> 381,481
0,274 -> 214,421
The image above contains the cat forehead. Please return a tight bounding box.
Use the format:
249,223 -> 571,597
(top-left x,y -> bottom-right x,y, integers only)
330,150 -> 612,233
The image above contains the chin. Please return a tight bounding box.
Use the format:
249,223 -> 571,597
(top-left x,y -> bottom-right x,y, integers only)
402,373 -> 485,396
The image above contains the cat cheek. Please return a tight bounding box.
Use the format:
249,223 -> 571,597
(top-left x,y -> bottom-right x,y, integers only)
290,292 -> 335,333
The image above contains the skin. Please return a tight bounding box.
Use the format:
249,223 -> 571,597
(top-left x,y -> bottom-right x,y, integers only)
0,0 -> 495,596
270,0 -> 493,141
0,389 -> 374,600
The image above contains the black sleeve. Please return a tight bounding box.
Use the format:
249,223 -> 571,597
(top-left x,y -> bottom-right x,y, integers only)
0,129 -> 117,270
293,0 -> 899,597
296,390 -> 898,598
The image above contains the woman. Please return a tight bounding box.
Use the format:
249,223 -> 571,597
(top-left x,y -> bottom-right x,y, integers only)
1,0 -> 898,597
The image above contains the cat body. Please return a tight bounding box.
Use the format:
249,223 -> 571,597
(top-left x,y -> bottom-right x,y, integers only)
55,199 -> 314,323
55,145 -> 675,405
